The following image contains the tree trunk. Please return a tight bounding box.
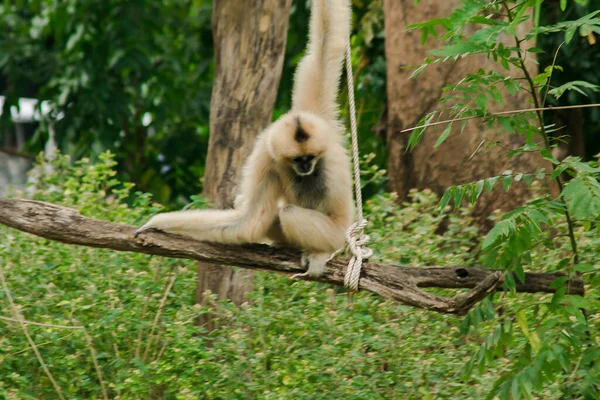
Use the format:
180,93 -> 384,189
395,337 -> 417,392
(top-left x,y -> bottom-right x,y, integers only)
196,0 -> 292,329
384,1 -> 552,221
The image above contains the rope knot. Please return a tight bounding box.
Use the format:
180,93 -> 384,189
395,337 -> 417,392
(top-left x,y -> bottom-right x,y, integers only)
343,219 -> 373,291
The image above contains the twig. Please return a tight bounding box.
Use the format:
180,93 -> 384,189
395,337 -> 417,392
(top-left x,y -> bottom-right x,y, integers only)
0,315 -> 84,329
7,332 -> 76,357
82,327 -> 109,400
399,103 -> 600,133
0,263 -> 67,400
142,267 -> 178,363
134,285 -> 153,361
541,42 -> 565,108
154,339 -> 170,363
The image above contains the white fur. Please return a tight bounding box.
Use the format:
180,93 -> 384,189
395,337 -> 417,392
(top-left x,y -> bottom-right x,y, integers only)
137,0 -> 353,278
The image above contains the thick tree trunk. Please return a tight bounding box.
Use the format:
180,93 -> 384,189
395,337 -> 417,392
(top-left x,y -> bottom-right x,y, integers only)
384,1 -> 551,220
196,0 -> 292,329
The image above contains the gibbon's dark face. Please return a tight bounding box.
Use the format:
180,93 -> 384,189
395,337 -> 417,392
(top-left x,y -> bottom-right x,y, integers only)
292,155 -> 317,176
287,118 -> 320,176
268,113 -> 328,175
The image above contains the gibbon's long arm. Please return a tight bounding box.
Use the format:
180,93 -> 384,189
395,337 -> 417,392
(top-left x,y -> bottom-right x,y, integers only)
137,136 -> 281,244
291,0 -> 350,121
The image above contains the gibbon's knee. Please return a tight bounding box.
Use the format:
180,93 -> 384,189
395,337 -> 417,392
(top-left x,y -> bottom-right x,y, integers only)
279,205 -> 345,253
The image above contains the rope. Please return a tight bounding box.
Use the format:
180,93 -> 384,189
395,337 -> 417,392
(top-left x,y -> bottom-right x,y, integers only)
343,41 -> 373,291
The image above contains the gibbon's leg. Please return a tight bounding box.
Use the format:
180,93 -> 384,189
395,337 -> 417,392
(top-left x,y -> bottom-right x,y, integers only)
291,0 -> 350,121
278,205 -> 346,278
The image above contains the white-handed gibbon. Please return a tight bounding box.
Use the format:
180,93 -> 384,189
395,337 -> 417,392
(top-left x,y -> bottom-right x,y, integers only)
136,0 -> 353,278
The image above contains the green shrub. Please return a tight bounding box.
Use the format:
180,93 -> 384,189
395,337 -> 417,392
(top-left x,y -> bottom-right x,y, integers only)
1,153 -> 598,399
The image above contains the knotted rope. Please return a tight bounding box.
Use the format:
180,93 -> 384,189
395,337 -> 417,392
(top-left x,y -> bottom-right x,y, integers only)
342,42 -> 373,291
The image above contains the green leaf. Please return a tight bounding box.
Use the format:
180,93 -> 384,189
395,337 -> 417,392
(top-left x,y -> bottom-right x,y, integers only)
516,310 -> 530,337
434,123 -> 453,147
548,80 -> 600,99
503,175 -> 513,192
410,64 -> 428,79
560,0 -> 567,11
408,113 -> 436,151
504,78 -> 519,95
527,47 -> 544,53
566,295 -> 591,309
549,276 -> 569,289
551,286 -> 566,306
482,220 -> 509,250
529,331 -> 541,353
574,263 -> 595,273
561,177 -> 600,220
485,176 -> 500,192
429,42 -> 483,57
472,180 -> 485,204
66,24 -> 85,52
536,168 -> 547,180
439,187 -> 454,210
454,186 -> 466,209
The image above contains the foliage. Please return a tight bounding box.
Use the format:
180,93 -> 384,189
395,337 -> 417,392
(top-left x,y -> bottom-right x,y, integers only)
0,0 -> 214,205
1,1 -> 600,399
0,152 -> 592,399
537,0 -> 600,158
407,0 -> 600,398
1,153 -> 598,398
1,0 -> 389,204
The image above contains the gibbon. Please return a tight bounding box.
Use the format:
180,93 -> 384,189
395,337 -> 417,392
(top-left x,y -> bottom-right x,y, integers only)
136,0 -> 353,278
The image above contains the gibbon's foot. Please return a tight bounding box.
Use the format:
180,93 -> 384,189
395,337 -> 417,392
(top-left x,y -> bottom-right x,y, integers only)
292,252 -> 330,279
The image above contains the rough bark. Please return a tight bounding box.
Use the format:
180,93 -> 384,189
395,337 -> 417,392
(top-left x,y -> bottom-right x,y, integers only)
197,0 -> 292,327
384,1 -> 552,220
0,198 -> 585,316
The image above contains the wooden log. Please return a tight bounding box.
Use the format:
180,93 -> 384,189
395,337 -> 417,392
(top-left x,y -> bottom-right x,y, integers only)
0,198 -> 585,315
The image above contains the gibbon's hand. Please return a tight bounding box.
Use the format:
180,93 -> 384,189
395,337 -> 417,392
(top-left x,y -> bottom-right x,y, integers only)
135,216 -> 164,237
135,212 -> 182,238
134,225 -> 156,238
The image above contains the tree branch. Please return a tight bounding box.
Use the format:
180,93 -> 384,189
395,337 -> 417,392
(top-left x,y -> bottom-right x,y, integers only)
0,198 -> 584,315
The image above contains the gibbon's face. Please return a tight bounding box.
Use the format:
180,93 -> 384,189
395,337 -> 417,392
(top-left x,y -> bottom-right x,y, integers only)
292,154 -> 317,176
267,113 -> 330,176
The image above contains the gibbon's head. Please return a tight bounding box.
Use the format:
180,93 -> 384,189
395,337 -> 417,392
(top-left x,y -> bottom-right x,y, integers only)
267,113 -> 331,176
